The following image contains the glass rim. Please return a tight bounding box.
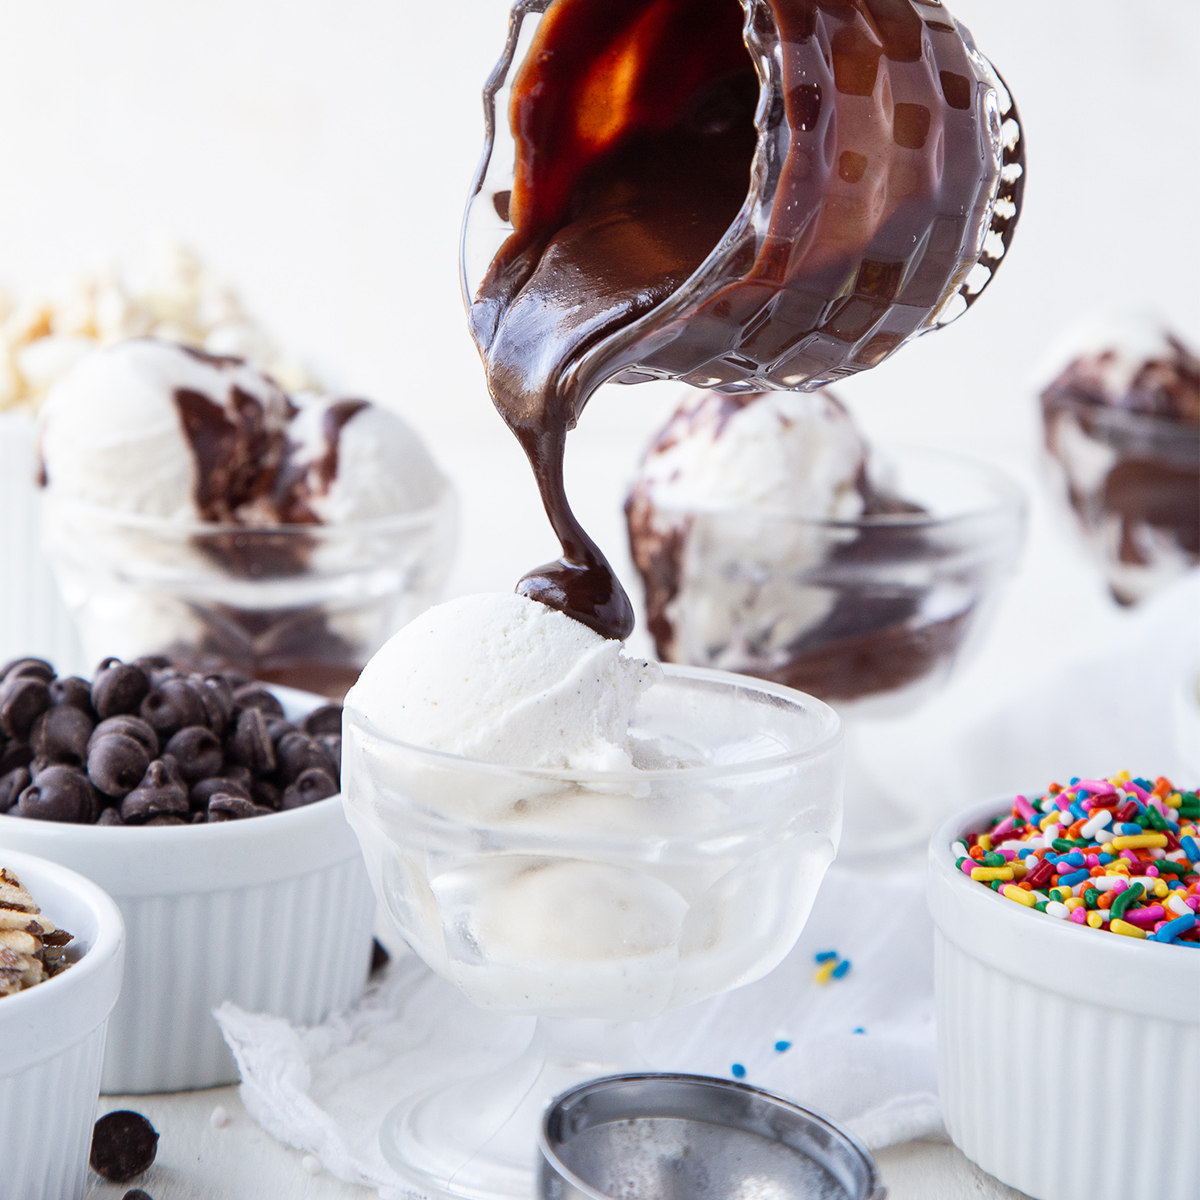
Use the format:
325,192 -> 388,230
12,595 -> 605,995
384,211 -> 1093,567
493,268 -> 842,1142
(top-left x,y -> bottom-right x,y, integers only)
638,442 -> 1027,530
344,662 -> 842,783
1042,389 -> 1200,441
42,481 -> 456,538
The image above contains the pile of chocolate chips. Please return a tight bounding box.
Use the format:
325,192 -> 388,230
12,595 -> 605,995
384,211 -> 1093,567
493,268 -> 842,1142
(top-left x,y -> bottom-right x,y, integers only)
0,656 -> 341,825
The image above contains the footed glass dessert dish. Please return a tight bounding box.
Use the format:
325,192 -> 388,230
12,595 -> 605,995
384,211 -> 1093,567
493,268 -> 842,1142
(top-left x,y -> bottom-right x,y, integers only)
629,445 -> 1025,856
342,665 -> 842,1200
41,492 -> 456,699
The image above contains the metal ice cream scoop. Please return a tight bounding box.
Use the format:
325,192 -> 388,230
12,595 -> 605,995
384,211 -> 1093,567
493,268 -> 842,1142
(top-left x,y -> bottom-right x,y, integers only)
538,1073 -> 886,1200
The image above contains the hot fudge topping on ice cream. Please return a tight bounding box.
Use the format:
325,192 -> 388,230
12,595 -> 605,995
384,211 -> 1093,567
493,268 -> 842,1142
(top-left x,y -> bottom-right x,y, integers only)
468,0 -> 1021,641
38,338 -> 444,527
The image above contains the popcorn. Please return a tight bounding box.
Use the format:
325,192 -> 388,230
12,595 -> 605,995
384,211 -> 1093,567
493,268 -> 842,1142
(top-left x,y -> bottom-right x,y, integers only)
0,245 -> 315,412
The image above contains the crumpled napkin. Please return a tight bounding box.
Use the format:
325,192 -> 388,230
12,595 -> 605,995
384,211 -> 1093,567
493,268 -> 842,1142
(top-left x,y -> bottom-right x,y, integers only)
217,866 -> 939,1199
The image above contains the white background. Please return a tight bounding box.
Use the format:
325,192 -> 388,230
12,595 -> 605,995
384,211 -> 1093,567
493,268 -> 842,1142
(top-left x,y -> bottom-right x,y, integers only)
1,0 -> 1197,798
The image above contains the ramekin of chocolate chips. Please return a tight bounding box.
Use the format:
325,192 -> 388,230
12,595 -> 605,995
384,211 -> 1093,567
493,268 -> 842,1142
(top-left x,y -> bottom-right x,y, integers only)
0,656 -> 342,826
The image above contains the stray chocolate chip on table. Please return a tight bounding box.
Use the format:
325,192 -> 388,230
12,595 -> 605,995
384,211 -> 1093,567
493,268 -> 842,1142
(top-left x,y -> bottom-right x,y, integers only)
123,1190 -> 155,1200
90,1110 -> 159,1182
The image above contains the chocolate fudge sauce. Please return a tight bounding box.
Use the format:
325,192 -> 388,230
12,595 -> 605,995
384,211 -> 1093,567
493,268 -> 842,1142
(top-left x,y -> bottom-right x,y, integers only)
469,0 -> 1019,640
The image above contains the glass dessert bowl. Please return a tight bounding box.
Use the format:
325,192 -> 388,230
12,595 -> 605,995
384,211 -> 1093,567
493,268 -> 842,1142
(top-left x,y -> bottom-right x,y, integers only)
41,494 -> 456,700
1039,317 -> 1199,607
342,664 -> 842,1200
629,443 -> 1026,854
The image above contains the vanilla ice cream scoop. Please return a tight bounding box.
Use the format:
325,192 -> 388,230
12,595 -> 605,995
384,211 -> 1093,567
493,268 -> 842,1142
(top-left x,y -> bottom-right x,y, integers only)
634,389 -> 872,520
346,592 -> 659,771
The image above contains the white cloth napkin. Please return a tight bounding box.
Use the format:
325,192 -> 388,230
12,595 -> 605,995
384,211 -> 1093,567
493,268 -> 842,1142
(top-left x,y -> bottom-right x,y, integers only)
216,865 -> 939,1198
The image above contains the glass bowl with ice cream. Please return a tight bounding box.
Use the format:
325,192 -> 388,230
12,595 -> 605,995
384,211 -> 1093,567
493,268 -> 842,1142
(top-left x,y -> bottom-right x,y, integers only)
37,338 -> 457,699
341,592 -> 842,1200
626,389 -> 1025,852
1038,313 -> 1199,607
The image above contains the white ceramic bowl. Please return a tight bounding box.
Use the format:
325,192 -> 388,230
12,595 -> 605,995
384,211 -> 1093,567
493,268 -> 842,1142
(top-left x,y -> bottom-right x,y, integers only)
0,846 -> 124,1200
0,688 -> 376,1092
929,799 -> 1200,1200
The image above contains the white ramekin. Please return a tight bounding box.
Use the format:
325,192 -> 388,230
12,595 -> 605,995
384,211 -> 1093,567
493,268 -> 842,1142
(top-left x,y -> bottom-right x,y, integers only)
0,690 -> 376,1093
929,800 -> 1200,1200
0,846 -> 124,1200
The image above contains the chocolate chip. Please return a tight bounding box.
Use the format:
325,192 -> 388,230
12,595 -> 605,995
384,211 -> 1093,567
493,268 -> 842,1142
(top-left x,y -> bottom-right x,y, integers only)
265,716 -> 296,746
301,703 -> 343,736
92,661 -> 151,719
0,766 -> 31,812
226,707 -> 275,773
232,683 -> 284,719
90,716 -> 159,760
189,674 -> 233,735
207,793 -> 272,821
97,806 -> 125,826
90,1109 -> 158,1182
143,814 -> 188,826
49,675 -> 98,717
17,765 -> 97,822
163,726 -> 223,783
120,760 -> 189,823
252,779 -> 281,810
140,679 -> 206,741
123,1189 -> 155,1200
190,776 -> 251,809
317,734 -> 341,776
275,732 -> 337,784
0,656 -> 55,683
87,734 -> 152,798
224,763 -> 253,791
370,938 -> 390,975
133,655 -> 172,674
0,675 -> 51,739
31,704 -> 95,766
0,736 -> 32,775
281,767 -> 338,810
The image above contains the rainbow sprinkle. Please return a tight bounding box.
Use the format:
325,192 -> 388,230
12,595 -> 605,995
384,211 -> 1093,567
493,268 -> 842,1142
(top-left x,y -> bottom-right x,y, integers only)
956,773 -> 1200,946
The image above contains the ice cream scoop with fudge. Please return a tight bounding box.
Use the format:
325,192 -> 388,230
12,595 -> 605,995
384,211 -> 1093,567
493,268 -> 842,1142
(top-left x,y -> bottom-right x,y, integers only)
1040,314 -> 1200,605
622,388 -> 990,704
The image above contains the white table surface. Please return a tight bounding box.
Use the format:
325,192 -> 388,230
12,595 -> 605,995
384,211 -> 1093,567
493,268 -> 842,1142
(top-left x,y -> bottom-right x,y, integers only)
84,1085 -> 1031,1200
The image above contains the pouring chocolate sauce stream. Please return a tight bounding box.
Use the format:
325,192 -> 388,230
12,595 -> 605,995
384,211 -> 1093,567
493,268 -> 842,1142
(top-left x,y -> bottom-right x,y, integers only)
468,0 -> 1003,641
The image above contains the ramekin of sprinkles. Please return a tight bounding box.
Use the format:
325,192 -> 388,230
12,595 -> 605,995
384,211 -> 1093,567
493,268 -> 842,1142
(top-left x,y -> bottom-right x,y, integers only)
929,783 -> 1200,1200
954,772 -> 1199,945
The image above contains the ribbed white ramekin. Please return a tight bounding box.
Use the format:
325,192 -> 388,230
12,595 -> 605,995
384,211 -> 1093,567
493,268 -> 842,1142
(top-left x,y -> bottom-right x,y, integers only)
930,800 -> 1200,1200
0,847 -> 124,1200
0,411 -> 85,672
0,794 -> 375,1092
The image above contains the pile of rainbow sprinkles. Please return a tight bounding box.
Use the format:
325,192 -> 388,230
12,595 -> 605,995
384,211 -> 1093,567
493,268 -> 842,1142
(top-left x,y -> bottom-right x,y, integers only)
955,773 -> 1200,946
